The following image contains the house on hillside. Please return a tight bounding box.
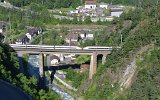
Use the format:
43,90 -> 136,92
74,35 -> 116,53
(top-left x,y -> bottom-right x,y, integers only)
95,7 -> 105,16
80,31 -> 94,40
110,8 -> 123,17
50,55 -> 60,66
99,2 -> 109,9
68,10 -> 79,15
15,35 -> 29,44
25,27 -> 41,40
65,31 -> 80,44
85,0 -> 97,9
65,30 -> 94,44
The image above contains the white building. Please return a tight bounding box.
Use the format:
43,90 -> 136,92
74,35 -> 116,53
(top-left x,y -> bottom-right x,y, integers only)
65,32 -> 79,43
54,54 -> 65,62
106,16 -> 114,21
25,33 -> 32,40
51,59 -> 59,65
110,8 -> 123,17
50,55 -> 60,65
15,35 -> 29,45
25,27 -> 41,41
80,31 -> 94,40
84,0 -> 97,9
69,10 -> 78,14
85,4 -> 96,9
99,2 -> 108,9
76,6 -> 82,10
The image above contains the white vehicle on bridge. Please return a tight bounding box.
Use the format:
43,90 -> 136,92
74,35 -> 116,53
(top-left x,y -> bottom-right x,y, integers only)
9,44 -> 82,50
54,46 -> 81,50
9,44 -> 120,51
83,46 -> 113,51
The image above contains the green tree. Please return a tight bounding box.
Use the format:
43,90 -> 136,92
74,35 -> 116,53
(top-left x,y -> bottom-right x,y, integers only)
84,16 -> 92,24
0,43 -> 60,99
72,16 -> 78,24
75,55 -> 90,64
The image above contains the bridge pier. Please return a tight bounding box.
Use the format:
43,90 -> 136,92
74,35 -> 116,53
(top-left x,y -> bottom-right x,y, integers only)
102,54 -> 107,64
46,54 -> 51,66
89,52 -> 97,79
39,53 -> 45,88
39,53 -> 45,78
102,52 -> 111,64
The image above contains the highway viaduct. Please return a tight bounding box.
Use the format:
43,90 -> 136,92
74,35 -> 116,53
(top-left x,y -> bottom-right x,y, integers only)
10,44 -> 112,79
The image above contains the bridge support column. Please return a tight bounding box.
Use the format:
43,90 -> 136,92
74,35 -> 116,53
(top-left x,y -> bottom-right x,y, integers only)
102,52 -> 111,64
102,54 -> 107,64
46,54 -> 51,66
89,52 -> 97,79
39,53 -> 45,78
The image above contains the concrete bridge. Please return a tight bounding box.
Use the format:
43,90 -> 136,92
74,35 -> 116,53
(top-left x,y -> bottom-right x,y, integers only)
10,44 -> 118,79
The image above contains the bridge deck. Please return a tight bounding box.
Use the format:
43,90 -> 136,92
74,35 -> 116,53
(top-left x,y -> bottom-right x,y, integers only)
10,44 -> 115,54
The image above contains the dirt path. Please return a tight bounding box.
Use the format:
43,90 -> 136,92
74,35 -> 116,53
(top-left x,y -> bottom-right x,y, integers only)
46,24 -> 108,30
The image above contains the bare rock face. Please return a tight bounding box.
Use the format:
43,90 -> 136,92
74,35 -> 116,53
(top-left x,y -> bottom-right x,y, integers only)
119,44 -> 154,90
119,59 -> 137,89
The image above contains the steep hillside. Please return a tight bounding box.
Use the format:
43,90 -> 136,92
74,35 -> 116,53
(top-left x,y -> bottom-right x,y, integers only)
128,46 -> 160,99
79,7 -> 160,99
